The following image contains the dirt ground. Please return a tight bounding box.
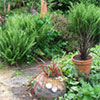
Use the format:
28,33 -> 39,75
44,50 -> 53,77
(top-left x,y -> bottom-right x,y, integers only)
0,63 -> 43,100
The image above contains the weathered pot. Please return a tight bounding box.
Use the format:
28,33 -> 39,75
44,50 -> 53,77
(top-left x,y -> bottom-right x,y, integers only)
32,72 -> 66,99
72,54 -> 93,74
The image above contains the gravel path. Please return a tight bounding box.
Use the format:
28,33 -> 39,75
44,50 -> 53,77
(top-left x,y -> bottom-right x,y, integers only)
0,64 -> 43,100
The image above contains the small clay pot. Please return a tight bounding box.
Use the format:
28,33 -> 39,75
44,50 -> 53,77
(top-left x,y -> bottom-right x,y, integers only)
32,72 -> 66,99
72,54 -> 93,74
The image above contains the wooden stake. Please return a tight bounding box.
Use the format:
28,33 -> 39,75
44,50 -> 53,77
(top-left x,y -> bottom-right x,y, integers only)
40,0 -> 47,18
8,4 -> 10,12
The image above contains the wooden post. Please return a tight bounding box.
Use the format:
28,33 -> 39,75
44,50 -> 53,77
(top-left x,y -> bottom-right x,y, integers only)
40,0 -> 47,18
8,3 -> 10,12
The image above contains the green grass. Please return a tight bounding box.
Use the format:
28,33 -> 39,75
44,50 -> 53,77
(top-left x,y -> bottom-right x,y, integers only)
13,70 -> 24,76
0,62 -> 3,69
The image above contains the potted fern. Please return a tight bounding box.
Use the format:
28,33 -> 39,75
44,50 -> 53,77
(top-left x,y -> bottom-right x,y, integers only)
69,3 -> 100,74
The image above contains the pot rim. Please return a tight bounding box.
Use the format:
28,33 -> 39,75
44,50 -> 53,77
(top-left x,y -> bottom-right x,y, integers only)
39,72 -> 65,80
72,54 -> 93,63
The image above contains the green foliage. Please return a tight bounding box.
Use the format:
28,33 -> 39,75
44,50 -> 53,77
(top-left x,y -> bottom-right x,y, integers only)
2,0 -> 100,14
26,0 -> 40,12
32,15 -> 65,58
68,3 -> 100,59
0,0 -> 6,16
53,45 -> 100,100
80,0 -> 100,6
50,12 -> 78,52
0,0 -> 4,10
9,7 -> 27,15
69,3 -> 100,42
91,45 -> 100,67
0,14 -> 36,65
0,61 -> 3,69
47,0 -> 77,12
6,0 -> 27,8
77,82 -> 100,100
47,0 -> 100,13
51,12 -> 68,35
13,70 -> 24,76
6,0 -> 40,11
0,14 -> 66,64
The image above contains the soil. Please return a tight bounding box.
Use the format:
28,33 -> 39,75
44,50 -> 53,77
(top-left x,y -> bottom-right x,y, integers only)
0,62 -> 50,100
73,55 -> 92,61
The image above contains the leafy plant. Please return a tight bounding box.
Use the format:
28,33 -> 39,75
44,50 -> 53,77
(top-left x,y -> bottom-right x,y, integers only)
35,58 -> 64,78
32,15 -> 65,59
0,14 -> 36,65
27,58 -> 64,97
51,12 -> 68,35
68,3 -> 100,60
51,12 -> 78,52
77,82 -> 100,100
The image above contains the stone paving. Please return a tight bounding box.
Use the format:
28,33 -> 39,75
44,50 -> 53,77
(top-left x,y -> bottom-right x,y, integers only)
0,64 -> 42,100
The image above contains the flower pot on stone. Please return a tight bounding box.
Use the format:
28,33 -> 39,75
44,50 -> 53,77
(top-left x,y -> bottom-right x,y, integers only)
32,72 -> 66,99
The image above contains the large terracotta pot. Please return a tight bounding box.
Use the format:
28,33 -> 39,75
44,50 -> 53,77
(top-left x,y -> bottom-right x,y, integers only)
32,72 -> 66,99
72,54 -> 93,74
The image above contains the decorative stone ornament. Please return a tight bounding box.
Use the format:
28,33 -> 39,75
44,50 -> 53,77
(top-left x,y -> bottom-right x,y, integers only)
52,86 -> 57,93
46,83 -> 52,89
32,72 -> 66,99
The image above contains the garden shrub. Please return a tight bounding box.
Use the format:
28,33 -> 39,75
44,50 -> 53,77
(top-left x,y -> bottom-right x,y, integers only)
32,15 -> 65,58
50,12 -> 78,52
0,14 -> 36,65
68,3 -> 100,44
51,12 -> 68,35
0,14 -> 67,64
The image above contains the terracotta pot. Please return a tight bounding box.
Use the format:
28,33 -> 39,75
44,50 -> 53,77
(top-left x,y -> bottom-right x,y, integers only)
72,54 -> 93,74
32,72 -> 66,99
